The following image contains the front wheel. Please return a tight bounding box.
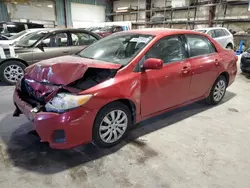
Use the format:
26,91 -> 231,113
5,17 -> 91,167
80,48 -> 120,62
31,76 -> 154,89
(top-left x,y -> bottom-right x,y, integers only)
0,60 -> 26,85
92,102 -> 132,148
206,75 -> 227,105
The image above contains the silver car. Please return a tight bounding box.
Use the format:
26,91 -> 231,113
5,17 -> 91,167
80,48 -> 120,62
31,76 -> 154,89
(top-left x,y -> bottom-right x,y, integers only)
195,27 -> 234,50
0,28 -> 101,85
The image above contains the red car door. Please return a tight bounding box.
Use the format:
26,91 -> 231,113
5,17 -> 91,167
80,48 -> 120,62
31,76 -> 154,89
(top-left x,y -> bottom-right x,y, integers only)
140,35 -> 192,117
185,34 -> 221,100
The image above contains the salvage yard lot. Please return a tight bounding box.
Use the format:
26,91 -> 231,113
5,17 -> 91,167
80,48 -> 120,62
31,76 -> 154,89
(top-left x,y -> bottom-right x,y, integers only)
0,59 -> 250,188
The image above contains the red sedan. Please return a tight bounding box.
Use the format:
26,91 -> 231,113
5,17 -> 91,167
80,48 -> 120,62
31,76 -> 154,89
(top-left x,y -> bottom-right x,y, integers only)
13,29 -> 238,149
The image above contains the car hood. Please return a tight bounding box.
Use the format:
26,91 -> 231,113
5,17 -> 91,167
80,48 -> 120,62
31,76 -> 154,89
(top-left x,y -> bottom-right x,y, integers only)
25,55 -> 122,85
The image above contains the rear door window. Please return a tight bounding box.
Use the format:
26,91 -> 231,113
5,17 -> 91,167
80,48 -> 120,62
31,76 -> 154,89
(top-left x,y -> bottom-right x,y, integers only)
214,29 -> 226,38
186,35 -> 216,57
207,30 -> 216,38
70,32 -> 98,46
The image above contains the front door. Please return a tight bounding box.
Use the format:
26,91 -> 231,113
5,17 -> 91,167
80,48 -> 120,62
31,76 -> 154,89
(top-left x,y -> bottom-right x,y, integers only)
140,35 -> 192,117
185,34 -> 221,100
32,32 -> 71,63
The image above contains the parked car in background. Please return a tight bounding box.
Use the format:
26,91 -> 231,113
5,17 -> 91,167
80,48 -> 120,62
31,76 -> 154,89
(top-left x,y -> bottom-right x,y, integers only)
93,25 -> 124,37
0,34 -> 9,40
195,27 -> 234,49
0,29 -> 45,49
240,48 -> 250,73
0,28 -> 101,85
0,22 -> 44,37
13,29 -> 237,149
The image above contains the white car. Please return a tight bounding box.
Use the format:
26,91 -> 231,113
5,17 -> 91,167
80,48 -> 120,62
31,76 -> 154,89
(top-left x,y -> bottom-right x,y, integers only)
0,29 -> 44,49
195,27 -> 234,50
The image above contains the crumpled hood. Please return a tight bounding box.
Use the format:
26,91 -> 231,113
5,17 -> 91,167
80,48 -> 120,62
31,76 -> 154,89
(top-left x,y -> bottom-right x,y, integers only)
25,55 -> 122,85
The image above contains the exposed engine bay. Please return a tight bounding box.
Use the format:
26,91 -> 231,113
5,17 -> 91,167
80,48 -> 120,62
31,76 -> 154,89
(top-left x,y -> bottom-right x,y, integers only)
17,68 -> 117,112
68,68 -> 117,90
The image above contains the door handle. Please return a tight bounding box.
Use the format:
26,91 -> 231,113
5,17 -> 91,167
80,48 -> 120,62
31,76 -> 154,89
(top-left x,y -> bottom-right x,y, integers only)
63,51 -> 69,53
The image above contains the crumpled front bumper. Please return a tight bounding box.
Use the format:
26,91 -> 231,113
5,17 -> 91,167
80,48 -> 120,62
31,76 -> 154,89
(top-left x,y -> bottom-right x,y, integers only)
13,89 -> 96,149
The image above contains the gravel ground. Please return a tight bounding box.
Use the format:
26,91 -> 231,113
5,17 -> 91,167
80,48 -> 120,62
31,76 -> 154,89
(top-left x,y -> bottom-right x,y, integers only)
0,58 -> 250,188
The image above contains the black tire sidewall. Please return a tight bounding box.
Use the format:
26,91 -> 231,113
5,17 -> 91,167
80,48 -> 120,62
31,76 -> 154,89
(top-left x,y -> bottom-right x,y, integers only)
92,102 -> 132,148
0,60 -> 26,85
207,76 -> 227,105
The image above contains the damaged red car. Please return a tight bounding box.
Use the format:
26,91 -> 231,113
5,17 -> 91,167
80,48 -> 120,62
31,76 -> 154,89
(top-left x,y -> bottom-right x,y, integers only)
13,29 -> 238,149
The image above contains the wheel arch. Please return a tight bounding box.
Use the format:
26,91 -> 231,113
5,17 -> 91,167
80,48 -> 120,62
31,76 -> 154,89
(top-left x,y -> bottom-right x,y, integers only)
219,71 -> 229,86
0,58 -> 28,67
226,42 -> 233,49
95,98 -> 137,125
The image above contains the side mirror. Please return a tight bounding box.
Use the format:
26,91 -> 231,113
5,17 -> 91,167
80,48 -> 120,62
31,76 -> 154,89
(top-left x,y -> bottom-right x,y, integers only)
141,58 -> 163,70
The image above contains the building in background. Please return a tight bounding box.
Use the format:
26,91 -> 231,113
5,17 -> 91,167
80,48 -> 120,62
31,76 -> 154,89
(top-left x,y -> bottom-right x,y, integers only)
0,0 -> 112,28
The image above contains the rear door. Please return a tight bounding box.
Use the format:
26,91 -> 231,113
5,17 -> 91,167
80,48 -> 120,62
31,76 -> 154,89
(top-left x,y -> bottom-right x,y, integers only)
186,34 -> 222,100
69,31 -> 99,54
33,31 -> 71,62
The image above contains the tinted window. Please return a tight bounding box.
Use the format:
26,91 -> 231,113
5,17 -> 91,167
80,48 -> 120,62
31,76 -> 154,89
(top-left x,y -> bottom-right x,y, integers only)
186,35 -> 216,57
42,32 -> 69,47
146,36 -> 186,64
71,32 -> 98,46
207,30 -> 216,38
214,29 -> 226,38
7,24 -> 25,33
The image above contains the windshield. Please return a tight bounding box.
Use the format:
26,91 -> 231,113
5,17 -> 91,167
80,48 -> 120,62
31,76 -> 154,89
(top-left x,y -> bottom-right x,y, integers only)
9,30 -> 28,40
16,31 -> 48,47
78,33 -> 154,65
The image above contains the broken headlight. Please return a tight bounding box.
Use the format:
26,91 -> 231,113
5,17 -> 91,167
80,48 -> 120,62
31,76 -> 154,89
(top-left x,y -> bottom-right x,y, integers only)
45,93 -> 93,113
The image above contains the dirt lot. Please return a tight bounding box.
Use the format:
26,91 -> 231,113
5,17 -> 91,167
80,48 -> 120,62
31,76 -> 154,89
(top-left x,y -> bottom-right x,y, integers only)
0,58 -> 250,188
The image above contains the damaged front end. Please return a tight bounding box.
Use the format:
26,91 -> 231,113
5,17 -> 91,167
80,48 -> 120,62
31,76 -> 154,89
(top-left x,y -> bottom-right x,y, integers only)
13,57 -> 121,117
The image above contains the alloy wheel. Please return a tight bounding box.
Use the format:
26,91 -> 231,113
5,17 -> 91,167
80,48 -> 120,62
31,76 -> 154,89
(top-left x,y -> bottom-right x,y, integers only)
3,64 -> 24,83
213,80 -> 226,102
99,110 -> 128,144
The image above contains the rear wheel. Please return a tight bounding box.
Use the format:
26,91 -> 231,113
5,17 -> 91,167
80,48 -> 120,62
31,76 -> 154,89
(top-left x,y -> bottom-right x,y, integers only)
0,60 -> 26,85
206,75 -> 227,105
92,102 -> 132,148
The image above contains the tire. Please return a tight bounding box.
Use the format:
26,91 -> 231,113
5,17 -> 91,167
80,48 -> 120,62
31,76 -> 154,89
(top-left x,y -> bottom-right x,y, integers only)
92,102 -> 132,148
0,60 -> 26,85
226,44 -> 233,50
206,75 -> 227,105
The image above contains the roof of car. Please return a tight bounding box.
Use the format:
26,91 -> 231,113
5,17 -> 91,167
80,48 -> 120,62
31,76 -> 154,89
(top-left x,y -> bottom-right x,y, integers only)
124,28 -> 202,36
25,28 -> 92,33
196,27 -> 228,31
